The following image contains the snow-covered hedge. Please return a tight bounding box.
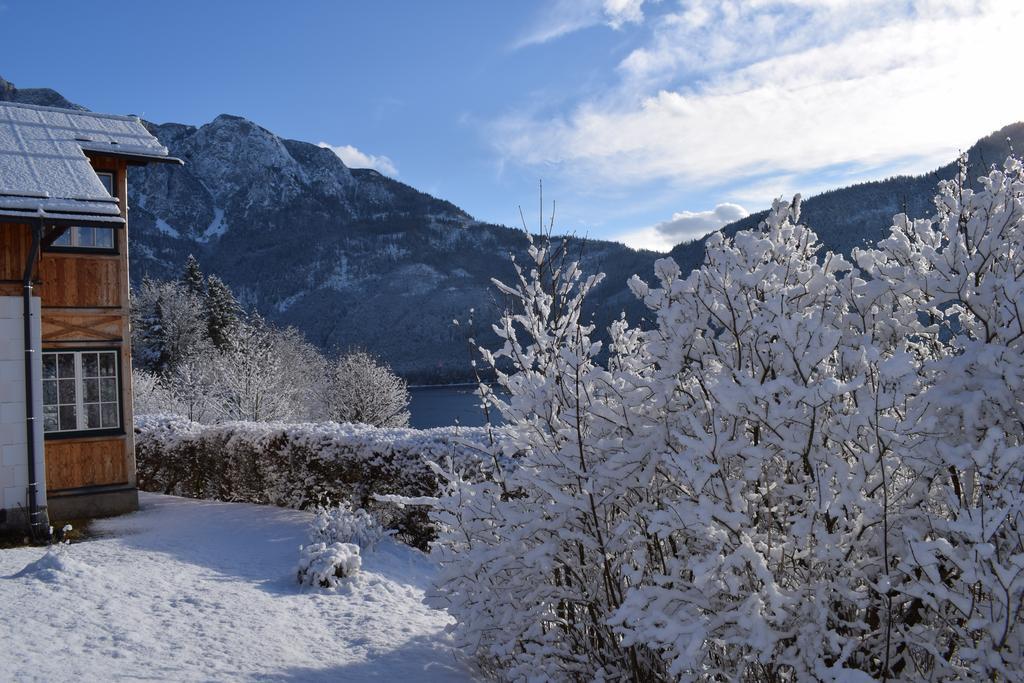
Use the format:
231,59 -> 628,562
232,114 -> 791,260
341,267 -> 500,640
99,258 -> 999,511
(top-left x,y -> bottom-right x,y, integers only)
134,415 -> 492,548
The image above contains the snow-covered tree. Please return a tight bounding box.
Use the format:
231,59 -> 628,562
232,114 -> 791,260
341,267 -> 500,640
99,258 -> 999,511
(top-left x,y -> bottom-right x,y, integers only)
204,274 -> 241,350
428,233 -> 666,680
131,368 -> 183,417
318,350 -> 410,427
131,277 -> 207,375
161,348 -> 221,423
212,316 -> 319,422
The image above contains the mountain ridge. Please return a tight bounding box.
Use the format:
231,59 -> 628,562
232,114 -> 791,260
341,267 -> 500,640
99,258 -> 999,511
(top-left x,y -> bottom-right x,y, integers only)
3,76 -> 1021,382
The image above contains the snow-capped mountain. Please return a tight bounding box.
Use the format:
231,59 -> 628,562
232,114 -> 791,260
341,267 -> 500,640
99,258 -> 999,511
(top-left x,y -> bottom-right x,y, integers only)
123,112 -> 654,381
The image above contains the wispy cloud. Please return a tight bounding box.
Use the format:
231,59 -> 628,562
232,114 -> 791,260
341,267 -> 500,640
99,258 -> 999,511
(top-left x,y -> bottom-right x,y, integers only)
318,142 -> 398,177
497,1 -> 1024,192
616,202 -> 749,252
512,0 -> 646,49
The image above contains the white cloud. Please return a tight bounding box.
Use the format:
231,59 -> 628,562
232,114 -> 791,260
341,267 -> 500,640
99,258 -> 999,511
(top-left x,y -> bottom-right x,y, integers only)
616,202 -> 749,252
613,226 -> 678,252
656,203 -> 748,240
495,1 -> 1024,191
318,142 -> 398,176
513,0 -> 646,48
603,0 -> 645,28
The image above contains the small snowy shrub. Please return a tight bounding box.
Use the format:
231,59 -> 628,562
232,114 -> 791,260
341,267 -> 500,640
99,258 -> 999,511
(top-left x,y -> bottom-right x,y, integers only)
310,503 -> 391,551
296,541 -> 361,588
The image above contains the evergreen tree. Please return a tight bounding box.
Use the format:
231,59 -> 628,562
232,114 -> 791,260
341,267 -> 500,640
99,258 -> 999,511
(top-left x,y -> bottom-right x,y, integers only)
204,275 -> 241,350
131,277 -> 207,375
181,254 -> 205,297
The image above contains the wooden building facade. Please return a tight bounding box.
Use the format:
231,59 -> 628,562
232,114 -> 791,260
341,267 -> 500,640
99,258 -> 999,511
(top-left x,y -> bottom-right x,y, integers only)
0,102 -> 180,534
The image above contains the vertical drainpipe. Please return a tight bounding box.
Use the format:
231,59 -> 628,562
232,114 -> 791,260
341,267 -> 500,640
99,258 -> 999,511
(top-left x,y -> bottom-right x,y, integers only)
23,215 -> 46,539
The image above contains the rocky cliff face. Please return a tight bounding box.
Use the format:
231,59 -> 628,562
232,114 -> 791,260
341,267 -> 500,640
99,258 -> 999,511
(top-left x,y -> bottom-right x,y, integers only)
0,76 -> 85,110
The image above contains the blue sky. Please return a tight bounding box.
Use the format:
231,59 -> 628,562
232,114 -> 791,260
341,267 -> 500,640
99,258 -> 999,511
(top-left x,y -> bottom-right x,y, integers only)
3,0 -> 1021,250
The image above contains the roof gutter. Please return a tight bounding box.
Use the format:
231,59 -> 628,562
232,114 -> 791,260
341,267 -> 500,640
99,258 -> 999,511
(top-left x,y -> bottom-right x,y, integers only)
22,216 -> 48,540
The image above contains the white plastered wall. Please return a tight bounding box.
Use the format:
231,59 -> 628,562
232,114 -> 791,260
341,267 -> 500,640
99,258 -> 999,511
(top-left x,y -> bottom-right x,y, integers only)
0,295 -> 45,517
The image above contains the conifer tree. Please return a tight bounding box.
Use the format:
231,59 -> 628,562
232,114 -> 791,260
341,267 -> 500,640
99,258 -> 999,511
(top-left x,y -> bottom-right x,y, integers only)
181,254 -> 205,297
204,275 -> 241,350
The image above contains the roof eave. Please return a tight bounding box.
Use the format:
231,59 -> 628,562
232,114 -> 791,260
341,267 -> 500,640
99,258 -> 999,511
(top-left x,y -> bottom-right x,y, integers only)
0,209 -> 126,228
82,148 -> 185,166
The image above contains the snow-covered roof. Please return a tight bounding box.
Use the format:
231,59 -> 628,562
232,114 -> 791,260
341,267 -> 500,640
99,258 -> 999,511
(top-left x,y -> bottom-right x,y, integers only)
0,101 -> 182,225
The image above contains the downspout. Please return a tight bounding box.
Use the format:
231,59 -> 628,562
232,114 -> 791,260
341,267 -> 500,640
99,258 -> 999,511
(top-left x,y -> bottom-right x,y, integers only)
22,215 -> 47,539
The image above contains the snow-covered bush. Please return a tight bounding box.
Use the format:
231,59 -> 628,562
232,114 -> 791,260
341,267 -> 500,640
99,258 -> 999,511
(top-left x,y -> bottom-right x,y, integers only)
134,416 -> 493,548
212,316 -> 322,422
310,503 -> 391,551
851,156 -> 1024,679
317,350 -> 411,427
132,368 -> 183,417
296,541 -> 361,588
429,158 -> 1024,681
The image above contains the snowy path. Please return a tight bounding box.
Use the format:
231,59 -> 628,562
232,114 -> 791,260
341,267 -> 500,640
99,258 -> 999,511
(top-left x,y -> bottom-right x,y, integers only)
0,493 -> 474,682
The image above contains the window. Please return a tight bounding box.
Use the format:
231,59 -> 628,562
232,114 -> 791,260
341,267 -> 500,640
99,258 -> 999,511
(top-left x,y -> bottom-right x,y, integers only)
51,171 -> 116,250
42,350 -> 121,434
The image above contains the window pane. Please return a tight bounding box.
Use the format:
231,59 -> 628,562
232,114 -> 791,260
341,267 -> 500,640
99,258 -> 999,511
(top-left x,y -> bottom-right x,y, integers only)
84,378 -> 99,403
43,406 -> 58,432
52,230 -> 72,247
96,228 -> 114,248
43,380 -> 57,405
58,405 -> 76,431
82,353 -> 98,378
57,354 -> 75,378
77,227 -> 95,247
86,404 -> 101,429
99,354 -> 116,377
100,378 -> 117,402
42,350 -> 120,433
43,355 -> 56,379
101,403 -> 118,428
97,172 -> 114,195
58,379 -> 76,404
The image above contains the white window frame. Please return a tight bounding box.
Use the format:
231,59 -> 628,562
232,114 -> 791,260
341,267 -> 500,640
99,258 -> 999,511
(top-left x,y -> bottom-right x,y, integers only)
42,350 -> 122,435
50,171 -> 117,250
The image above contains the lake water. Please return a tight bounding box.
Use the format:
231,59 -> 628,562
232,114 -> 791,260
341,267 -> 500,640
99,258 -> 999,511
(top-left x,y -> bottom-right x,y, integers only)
408,385 -> 499,429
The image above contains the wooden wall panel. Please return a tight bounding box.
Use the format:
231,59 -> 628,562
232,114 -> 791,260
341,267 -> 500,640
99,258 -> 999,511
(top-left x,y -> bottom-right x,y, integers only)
42,313 -> 124,342
38,255 -> 121,308
0,222 -> 32,282
45,438 -> 128,491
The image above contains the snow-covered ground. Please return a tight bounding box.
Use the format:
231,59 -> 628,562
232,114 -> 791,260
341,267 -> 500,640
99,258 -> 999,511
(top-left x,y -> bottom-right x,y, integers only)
0,493 -> 474,682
